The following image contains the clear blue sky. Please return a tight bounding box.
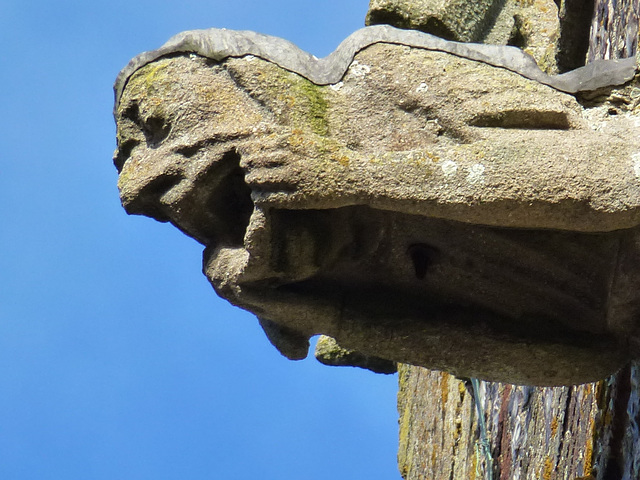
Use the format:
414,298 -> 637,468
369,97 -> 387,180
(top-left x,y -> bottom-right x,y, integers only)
0,1 -> 400,478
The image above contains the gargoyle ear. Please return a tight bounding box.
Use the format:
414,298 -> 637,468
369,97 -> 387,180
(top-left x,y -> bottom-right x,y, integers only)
258,317 -> 310,361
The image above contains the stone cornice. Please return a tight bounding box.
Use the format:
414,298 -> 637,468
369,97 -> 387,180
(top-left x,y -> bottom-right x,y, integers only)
115,24 -> 637,108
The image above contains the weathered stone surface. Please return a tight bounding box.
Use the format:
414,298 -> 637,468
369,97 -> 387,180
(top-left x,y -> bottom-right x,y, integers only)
114,30 -> 640,385
366,0 -> 565,72
588,0 -> 640,62
397,363 -> 640,479
365,0 -> 504,43
314,336 -> 397,374
486,0 -> 561,73
366,0 -> 639,73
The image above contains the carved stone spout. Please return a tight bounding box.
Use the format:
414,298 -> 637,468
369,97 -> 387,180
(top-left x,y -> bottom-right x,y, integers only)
114,26 -> 640,385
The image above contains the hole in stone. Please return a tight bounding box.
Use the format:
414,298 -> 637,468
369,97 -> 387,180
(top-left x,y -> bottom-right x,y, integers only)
142,115 -> 171,148
207,149 -> 253,247
408,244 -> 440,280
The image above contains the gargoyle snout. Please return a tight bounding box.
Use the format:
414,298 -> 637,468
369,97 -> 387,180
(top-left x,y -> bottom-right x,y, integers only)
119,171 -> 184,223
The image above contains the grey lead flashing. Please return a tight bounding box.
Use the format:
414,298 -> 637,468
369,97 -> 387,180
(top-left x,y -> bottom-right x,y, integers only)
114,24 -> 638,107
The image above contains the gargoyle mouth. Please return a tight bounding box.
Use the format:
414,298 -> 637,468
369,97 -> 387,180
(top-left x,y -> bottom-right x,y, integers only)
199,149 -> 254,248
120,148 -> 254,248
122,172 -> 183,223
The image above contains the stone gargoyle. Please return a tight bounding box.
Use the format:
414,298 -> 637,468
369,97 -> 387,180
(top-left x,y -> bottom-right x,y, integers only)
114,25 -> 640,385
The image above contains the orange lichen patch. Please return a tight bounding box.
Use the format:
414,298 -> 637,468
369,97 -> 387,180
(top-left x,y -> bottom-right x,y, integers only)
425,150 -> 440,162
551,416 -> 559,437
277,93 -> 296,109
583,415 -> 596,475
470,452 -> 477,480
331,154 -> 350,166
458,380 -> 467,399
403,150 -> 440,168
286,130 -> 313,150
440,372 -> 450,406
543,456 -> 554,480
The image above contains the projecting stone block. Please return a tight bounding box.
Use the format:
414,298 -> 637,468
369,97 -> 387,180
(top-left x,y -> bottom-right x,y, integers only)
114,27 -> 640,385
366,0 -> 562,72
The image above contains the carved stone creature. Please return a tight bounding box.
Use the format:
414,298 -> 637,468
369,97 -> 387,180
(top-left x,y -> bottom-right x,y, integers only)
114,26 -> 640,385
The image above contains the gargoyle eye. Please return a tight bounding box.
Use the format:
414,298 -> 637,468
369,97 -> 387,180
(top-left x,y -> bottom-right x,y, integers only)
121,101 -> 172,147
141,115 -> 171,148
122,102 -> 141,124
